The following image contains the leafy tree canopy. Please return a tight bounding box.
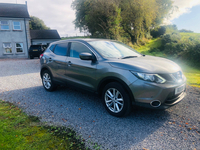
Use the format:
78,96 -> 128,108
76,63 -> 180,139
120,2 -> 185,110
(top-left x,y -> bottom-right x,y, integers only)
29,16 -> 50,30
72,0 -> 174,43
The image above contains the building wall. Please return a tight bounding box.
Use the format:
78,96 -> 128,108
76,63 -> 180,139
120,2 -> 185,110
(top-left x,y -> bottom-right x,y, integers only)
31,39 -> 60,46
25,19 -> 31,50
0,17 -> 29,58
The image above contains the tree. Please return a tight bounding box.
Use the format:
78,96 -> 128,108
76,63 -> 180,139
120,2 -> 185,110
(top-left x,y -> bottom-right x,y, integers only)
72,0 -> 123,39
120,0 -> 174,43
154,0 -> 174,25
72,0 -> 173,43
29,16 -> 50,30
120,0 -> 157,42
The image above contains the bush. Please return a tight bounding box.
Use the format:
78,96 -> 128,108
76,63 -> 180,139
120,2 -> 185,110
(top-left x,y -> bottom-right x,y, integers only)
161,32 -> 181,45
151,26 -> 166,38
161,35 -> 200,64
181,43 -> 200,64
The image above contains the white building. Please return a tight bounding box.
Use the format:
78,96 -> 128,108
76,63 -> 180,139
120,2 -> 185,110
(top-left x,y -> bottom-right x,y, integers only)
0,2 -> 31,58
0,2 -> 60,59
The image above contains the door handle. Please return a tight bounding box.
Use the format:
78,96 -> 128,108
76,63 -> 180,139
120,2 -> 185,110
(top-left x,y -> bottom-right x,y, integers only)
68,61 -> 72,66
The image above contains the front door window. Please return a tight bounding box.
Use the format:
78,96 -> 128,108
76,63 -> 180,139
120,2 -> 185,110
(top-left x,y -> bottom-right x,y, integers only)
70,42 -> 92,58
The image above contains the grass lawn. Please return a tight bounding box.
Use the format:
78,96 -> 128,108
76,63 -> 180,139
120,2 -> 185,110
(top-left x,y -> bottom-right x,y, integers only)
134,38 -> 162,53
177,63 -> 200,88
0,100 -> 86,150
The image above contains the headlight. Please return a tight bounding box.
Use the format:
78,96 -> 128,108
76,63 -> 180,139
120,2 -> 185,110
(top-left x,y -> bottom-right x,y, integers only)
131,71 -> 166,84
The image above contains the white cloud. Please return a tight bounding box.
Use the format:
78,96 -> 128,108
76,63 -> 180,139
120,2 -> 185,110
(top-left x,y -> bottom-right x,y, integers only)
164,0 -> 200,24
1,0 -> 200,36
0,0 -> 84,37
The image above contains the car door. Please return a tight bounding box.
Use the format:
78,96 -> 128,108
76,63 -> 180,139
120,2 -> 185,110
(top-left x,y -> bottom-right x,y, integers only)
47,42 -> 68,80
65,42 -> 97,91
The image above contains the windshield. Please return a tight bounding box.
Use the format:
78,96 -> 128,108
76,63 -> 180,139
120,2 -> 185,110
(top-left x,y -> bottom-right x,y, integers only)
88,41 -> 141,58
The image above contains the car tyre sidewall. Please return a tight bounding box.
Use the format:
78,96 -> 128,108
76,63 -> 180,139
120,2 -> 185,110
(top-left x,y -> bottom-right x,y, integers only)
102,82 -> 132,117
29,54 -> 34,59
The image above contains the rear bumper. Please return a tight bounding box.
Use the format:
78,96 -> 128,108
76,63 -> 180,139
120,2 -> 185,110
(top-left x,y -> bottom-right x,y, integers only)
29,51 -> 43,57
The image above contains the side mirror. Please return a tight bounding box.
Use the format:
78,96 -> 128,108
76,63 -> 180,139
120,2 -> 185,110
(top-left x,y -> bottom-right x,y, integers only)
79,53 -> 95,61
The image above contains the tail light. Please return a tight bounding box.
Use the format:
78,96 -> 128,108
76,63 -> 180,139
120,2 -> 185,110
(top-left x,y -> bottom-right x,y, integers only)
40,54 -> 44,59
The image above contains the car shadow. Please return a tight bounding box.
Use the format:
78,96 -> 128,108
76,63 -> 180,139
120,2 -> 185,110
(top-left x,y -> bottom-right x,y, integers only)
0,85 -> 171,150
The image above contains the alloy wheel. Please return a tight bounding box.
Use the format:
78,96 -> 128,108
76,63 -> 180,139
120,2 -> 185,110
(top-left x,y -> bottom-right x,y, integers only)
104,88 -> 124,113
43,73 -> 51,89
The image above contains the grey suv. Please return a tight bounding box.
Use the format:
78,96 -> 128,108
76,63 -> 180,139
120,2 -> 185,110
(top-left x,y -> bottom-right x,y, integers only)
40,39 -> 186,117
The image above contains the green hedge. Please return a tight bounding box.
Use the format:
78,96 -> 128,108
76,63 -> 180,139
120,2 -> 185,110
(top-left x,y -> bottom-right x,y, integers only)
153,33 -> 200,65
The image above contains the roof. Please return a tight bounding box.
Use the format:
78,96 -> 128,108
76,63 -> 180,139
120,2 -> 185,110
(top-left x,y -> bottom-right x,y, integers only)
0,3 -> 30,18
30,30 -> 61,40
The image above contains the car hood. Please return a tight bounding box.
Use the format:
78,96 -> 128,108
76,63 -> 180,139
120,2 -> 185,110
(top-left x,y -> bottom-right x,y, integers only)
108,55 -> 181,74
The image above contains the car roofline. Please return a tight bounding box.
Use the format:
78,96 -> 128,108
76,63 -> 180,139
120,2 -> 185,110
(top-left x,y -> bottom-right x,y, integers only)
50,38 -> 117,45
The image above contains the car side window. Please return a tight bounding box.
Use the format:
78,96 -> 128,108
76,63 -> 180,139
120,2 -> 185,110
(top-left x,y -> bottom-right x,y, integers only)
70,42 -> 92,58
53,43 -> 68,56
49,45 -> 55,51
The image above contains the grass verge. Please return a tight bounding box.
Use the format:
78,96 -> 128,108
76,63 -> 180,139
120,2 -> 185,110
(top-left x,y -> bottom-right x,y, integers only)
0,100 -> 87,150
177,62 -> 200,88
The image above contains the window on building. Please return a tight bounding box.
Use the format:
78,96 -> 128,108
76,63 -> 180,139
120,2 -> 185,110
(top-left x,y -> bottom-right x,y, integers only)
3,43 -> 12,53
0,21 -> 9,30
13,21 -> 21,30
16,43 -> 23,53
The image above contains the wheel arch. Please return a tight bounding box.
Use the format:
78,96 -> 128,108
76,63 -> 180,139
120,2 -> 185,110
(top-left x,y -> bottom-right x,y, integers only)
40,66 -> 52,79
97,77 -> 135,102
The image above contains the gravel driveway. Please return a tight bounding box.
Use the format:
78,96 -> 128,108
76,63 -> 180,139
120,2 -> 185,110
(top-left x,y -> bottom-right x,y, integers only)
0,59 -> 199,150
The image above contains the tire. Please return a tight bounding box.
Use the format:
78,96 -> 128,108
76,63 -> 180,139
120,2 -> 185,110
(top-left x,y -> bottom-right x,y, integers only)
29,54 -> 34,59
102,82 -> 132,117
42,70 -> 57,92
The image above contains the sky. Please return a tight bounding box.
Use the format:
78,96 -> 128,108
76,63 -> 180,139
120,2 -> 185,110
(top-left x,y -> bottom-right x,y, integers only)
0,0 -> 200,37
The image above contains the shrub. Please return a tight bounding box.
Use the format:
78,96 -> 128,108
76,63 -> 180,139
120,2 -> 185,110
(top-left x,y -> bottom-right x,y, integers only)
161,35 -> 200,64
181,43 -> 200,64
161,32 -> 181,45
150,26 -> 166,38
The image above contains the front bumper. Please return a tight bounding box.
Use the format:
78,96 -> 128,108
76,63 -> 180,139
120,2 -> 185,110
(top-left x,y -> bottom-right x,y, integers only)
129,78 -> 187,109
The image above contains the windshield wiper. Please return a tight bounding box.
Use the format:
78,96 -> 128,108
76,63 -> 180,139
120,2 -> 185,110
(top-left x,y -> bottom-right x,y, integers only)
120,56 -> 138,59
